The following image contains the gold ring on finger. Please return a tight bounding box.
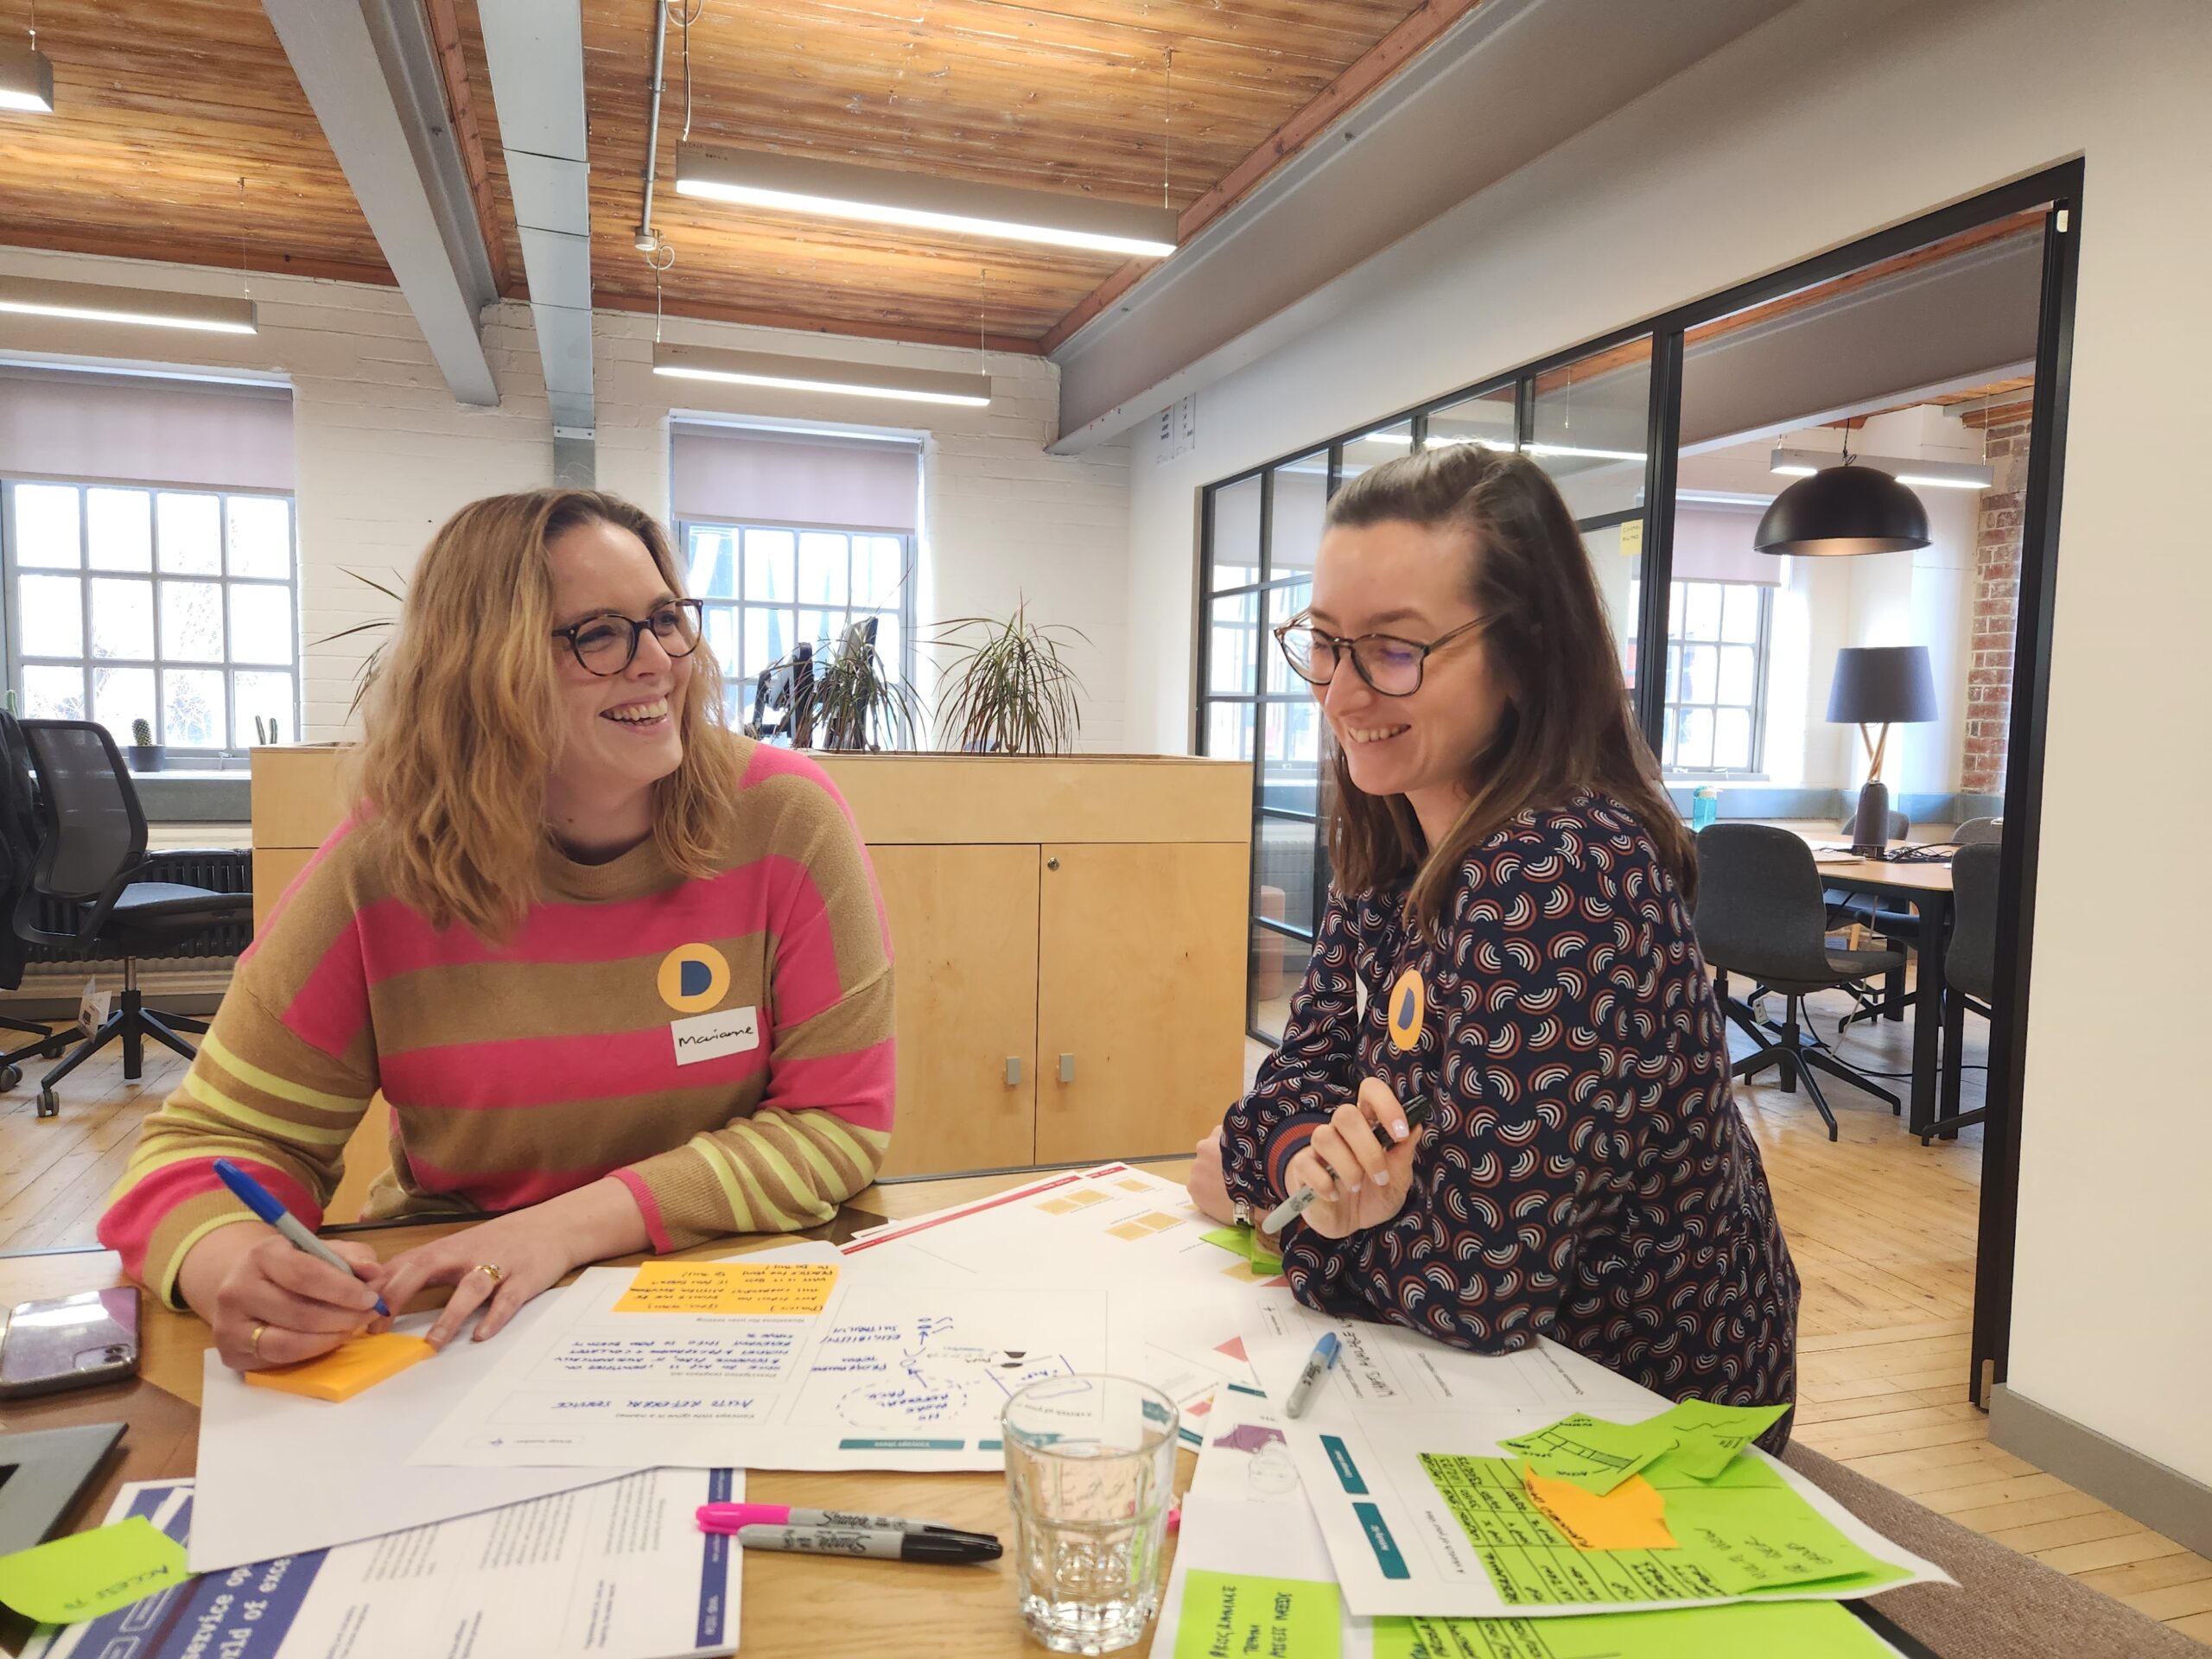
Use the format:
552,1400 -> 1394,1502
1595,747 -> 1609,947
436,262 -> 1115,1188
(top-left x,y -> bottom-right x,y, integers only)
250,1321 -> 269,1361
472,1262 -> 506,1286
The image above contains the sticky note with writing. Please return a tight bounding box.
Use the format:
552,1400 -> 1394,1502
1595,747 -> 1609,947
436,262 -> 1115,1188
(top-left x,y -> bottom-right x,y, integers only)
0,1516 -> 189,1624
1173,1569 -> 1340,1659
613,1259 -> 840,1315
1520,1468 -> 1675,1551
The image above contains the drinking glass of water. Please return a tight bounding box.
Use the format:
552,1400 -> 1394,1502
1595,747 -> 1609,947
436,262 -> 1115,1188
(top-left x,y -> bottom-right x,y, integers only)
1001,1374 -> 1179,1654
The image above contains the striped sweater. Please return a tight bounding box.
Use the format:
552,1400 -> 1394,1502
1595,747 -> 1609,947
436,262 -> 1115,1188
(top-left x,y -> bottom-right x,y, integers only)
99,739 -> 894,1306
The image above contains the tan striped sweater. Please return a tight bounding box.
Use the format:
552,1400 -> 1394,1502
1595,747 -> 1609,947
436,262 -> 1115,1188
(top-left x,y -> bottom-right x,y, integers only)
100,740 -> 894,1305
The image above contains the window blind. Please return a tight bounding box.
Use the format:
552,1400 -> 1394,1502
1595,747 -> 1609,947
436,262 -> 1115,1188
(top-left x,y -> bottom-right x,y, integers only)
0,366 -> 294,492
1672,505 -> 1782,586
671,423 -> 918,531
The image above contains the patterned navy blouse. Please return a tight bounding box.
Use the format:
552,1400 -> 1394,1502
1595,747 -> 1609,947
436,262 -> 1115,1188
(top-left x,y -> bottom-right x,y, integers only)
1221,793 -> 1799,1432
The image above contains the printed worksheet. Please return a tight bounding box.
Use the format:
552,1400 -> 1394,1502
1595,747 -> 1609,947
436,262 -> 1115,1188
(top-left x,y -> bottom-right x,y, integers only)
24,1471 -> 739,1659
1236,1294 -> 1951,1618
1150,1391 -> 1911,1659
410,1244 -> 1123,1471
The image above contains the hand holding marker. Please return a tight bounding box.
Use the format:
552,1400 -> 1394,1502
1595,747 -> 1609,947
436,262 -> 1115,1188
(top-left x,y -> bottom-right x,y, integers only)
1263,1095 -> 1433,1234
213,1158 -> 391,1318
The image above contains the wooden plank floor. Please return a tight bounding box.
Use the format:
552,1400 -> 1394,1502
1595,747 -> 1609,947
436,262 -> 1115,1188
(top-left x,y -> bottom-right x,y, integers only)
4,1002 -> 2208,1644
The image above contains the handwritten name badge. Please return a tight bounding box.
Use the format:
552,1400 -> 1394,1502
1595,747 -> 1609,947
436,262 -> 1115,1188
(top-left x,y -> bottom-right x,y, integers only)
671,1004 -> 760,1065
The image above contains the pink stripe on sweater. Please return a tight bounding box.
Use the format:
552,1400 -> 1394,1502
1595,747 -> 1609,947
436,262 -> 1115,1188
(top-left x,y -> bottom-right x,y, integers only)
761,1043 -> 895,1134
742,743 -> 893,958
346,855 -> 825,979
613,1168 -> 677,1253
97,1157 -> 322,1283
281,912 -> 372,1059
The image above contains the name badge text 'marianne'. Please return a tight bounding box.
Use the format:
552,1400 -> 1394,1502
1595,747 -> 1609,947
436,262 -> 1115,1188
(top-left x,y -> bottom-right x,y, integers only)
671,1005 -> 760,1066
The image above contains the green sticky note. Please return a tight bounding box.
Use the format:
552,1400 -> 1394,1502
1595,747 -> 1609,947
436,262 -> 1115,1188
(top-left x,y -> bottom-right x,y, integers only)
1659,1485 -> 1900,1598
0,1516 -> 190,1625
1499,1414 -> 1673,1494
1200,1224 -> 1284,1276
1640,1402 -> 1789,1482
1174,1568 -> 1340,1659
1372,1600 -> 1896,1659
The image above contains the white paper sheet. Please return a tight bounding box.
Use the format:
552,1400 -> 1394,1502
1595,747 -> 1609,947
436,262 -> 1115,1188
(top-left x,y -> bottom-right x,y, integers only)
411,1244 -> 1126,1471
1236,1294 -> 1953,1618
193,1300 -> 637,1572
29,1470 -> 740,1659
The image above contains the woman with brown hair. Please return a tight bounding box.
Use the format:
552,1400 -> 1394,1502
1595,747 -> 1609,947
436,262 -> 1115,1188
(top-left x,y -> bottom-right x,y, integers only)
1189,443 -> 1798,1430
101,490 -> 893,1372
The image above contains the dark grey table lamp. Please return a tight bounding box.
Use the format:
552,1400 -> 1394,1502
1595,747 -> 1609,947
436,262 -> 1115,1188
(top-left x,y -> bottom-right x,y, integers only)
1828,645 -> 1938,854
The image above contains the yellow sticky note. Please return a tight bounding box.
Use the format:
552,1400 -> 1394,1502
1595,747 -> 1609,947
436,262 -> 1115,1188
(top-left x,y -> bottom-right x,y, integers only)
245,1332 -> 435,1402
1522,1467 -> 1676,1551
0,1516 -> 189,1624
613,1260 -> 839,1315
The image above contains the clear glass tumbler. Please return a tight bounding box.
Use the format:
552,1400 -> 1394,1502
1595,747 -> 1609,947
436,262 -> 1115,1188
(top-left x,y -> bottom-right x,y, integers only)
1001,1374 -> 1179,1655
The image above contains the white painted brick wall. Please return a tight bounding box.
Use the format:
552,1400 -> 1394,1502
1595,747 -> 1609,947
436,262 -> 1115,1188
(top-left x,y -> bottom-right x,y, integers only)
1,247 -> 1132,751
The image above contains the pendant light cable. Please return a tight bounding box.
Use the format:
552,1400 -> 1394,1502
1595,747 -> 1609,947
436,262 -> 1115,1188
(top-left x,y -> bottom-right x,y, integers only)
1161,48 -> 1173,210
646,239 -> 676,342
670,0 -> 702,142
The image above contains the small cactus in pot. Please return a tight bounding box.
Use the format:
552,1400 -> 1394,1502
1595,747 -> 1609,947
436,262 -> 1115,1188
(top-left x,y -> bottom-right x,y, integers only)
126,717 -> 166,773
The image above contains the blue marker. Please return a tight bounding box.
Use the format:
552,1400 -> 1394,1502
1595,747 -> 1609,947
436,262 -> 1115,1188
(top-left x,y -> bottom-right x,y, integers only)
213,1158 -> 391,1318
1283,1332 -> 1340,1420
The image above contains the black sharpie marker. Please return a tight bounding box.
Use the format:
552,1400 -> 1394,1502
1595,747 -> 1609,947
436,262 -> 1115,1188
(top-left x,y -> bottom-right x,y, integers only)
735,1524 -> 1002,1565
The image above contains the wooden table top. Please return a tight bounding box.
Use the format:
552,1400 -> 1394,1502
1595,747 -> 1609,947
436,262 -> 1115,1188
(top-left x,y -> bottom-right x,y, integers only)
1756,822 -> 1959,895
0,1160 -> 1199,1659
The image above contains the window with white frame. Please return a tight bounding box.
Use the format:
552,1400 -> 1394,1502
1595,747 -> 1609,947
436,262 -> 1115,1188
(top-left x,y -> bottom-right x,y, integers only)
3,480 -> 301,755
676,520 -> 914,721
1630,576 -> 1771,773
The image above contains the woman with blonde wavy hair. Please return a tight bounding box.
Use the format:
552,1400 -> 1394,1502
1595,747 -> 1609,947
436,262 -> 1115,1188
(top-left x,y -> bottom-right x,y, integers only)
101,489 -> 893,1373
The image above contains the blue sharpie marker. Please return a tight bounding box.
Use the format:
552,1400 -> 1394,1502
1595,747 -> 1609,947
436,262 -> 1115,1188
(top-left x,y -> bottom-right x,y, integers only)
213,1157 -> 391,1318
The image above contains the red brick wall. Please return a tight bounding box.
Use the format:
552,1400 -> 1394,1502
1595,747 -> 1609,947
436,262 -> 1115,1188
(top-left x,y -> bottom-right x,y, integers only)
1962,417 -> 2029,794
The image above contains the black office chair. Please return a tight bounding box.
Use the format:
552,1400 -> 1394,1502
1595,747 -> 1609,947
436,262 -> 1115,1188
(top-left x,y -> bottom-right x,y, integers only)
1921,839 -> 2000,1145
10,720 -> 252,1119
1694,823 -> 1904,1140
0,715 -> 72,1090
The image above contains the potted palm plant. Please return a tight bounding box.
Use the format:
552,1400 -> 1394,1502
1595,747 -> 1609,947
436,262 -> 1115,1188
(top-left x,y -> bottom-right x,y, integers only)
126,718 -> 165,773
777,618 -> 918,752
316,569 -> 408,721
930,601 -> 1087,755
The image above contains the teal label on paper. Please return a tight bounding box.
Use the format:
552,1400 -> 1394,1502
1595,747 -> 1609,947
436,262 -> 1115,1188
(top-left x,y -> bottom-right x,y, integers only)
1323,1434 -> 1369,1495
979,1440 -> 1003,1452
1352,1502 -> 1410,1580
837,1439 -> 966,1452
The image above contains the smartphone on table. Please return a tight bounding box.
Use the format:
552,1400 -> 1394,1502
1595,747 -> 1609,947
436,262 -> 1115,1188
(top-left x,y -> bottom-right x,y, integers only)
0,1287 -> 141,1399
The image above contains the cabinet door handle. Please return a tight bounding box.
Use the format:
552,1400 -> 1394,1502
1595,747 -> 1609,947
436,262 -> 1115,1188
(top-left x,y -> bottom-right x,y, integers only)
1005,1057 -> 1022,1086
1058,1053 -> 1076,1084
1046,856 -> 1061,871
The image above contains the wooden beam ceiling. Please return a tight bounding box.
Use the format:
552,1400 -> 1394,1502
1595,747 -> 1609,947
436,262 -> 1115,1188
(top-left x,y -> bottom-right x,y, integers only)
0,0 -> 397,289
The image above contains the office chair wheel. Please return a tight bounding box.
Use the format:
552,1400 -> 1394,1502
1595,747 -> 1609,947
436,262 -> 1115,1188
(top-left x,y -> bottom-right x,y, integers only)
36,1084 -> 58,1118
0,1064 -> 17,1091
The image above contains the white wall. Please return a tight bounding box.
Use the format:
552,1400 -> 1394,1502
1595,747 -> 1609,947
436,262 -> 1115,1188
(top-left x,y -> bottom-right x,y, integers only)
0,246 -> 1129,750
1122,0 -> 2212,1484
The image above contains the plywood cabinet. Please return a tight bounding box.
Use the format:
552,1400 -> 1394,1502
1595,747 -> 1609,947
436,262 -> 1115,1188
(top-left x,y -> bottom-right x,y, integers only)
1034,842 -> 1249,1166
248,747 -> 1251,1180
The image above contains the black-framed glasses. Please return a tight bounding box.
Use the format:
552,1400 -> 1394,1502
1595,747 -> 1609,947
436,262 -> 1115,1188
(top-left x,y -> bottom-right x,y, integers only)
1272,613 -> 1492,697
552,599 -> 707,676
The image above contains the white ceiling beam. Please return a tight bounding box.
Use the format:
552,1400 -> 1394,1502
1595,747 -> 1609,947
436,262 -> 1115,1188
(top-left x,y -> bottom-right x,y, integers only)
263,0 -> 499,407
1046,0 -> 1799,453
477,0 -> 595,446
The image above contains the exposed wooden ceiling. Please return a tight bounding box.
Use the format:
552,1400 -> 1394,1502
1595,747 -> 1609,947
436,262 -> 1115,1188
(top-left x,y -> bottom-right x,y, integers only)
0,0 -> 400,287
0,0 -> 1473,354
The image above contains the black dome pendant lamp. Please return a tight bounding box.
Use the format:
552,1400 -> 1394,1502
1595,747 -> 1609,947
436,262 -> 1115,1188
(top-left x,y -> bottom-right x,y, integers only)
1755,420 -> 1932,556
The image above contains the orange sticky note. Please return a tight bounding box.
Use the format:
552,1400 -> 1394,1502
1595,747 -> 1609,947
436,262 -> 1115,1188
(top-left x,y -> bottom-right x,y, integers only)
1522,1466 -> 1676,1551
613,1260 -> 839,1315
245,1332 -> 435,1402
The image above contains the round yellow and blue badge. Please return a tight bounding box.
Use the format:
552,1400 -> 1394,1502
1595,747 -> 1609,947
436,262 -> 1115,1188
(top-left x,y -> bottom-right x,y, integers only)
657,943 -> 730,1014
1387,968 -> 1426,1051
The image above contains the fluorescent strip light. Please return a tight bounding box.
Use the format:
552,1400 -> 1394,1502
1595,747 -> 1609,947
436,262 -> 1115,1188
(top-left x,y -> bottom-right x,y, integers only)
652,342 -> 990,408
675,143 -> 1179,259
1770,446 -> 1992,490
0,38 -> 54,112
1524,442 -> 1645,462
0,276 -> 256,334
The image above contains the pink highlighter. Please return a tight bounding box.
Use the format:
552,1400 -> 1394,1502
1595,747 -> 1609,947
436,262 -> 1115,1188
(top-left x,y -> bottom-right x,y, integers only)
697,1503 -> 997,1546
